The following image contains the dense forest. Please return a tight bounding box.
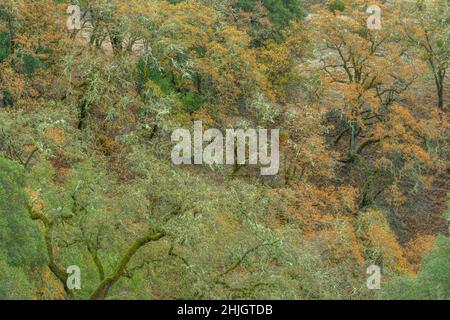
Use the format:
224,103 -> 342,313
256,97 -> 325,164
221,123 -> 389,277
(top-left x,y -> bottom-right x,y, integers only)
0,0 -> 448,300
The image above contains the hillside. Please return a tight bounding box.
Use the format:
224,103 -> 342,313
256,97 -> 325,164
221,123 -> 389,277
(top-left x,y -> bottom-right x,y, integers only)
0,0 -> 448,300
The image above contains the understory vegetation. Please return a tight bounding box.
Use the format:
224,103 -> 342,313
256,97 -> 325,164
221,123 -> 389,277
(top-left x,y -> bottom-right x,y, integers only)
0,0 -> 448,300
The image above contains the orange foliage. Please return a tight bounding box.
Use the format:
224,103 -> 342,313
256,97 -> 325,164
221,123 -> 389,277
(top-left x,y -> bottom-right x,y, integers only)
404,234 -> 437,273
357,209 -> 408,273
306,218 -> 365,270
43,128 -> 65,145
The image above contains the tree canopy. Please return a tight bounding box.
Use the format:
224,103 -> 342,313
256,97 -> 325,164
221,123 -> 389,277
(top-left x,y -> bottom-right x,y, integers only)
0,0 -> 448,300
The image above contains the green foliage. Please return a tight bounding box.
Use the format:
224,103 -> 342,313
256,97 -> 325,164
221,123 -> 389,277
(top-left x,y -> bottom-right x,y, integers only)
179,91 -> 204,113
328,0 -> 346,13
382,203 -> 450,300
136,59 -> 176,95
136,58 -> 204,113
0,0 -> 448,301
0,254 -> 34,299
382,236 -> 450,299
0,31 -> 10,62
19,53 -> 45,77
0,89 -> 13,108
0,157 -> 47,268
0,156 -> 47,299
235,0 -> 306,29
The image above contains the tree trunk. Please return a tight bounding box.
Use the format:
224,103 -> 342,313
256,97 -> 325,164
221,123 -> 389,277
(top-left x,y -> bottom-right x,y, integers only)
89,229 -> 165,300
437,79 -> 444,111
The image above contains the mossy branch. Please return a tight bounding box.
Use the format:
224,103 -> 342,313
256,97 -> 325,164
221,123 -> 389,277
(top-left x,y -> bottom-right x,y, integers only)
27,206 -> 74,299
89,228 -> 166,300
